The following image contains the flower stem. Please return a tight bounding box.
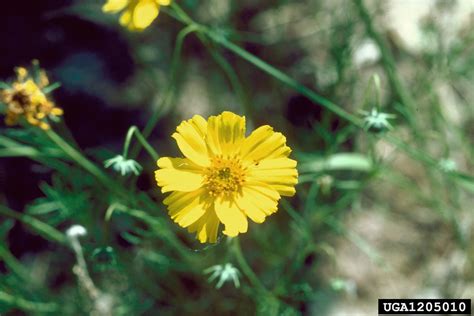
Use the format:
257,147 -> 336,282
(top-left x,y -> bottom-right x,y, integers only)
200,38 -> 253,123
122,126 -> 159,161
140,24 -> 200,137
0,205 -> 66,245
0,291 -> 58,313
45,129 -> 129,199
0,244 -> 31,281
352,0 -> 419,130
232,238 -> 268,294
130,24 -> 199,159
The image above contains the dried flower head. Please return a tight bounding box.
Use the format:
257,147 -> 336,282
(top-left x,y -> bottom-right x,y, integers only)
66,225 -> 87,238
102,0 -> 172,31
438,158 -> 457,173
155,111 -> 298,243
0,62 -> 63,130
204,263 -> 241,289
104,155 -> 142,176
361,108 -> 396,133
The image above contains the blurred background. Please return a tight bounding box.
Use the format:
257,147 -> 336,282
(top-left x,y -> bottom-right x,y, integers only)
0,0 -> 473,315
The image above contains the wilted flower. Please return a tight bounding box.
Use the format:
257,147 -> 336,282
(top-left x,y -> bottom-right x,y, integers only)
102,0 -> 172,31
204,263 -> 240,289
438,158 -> 457,173
104,155 -> 142,176
66,225 -> 87,238
317,174 -> 334,195
0,63 -> 63,130
155,111 -> 298,243
361,108 -> 395,133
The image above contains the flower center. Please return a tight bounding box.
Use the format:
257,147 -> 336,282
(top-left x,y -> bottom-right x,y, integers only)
10,90 -> 30,111
205,155 -> 246,197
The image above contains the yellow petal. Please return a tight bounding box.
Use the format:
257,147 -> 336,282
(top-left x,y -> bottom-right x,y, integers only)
119,10 -> 132,28
51,107 -> 64,116
234,191 -> 266,223
241,125 -> 291,162
247,158 -> 298,196
187,209 -> 220,243
155,0 -> 171,6
15,67 -> 28,81
132,0 -> 159,30
206,111 -> 246,156
164,189 -> 200,212
214,198 -> 248,237
241,183 -> 280,216
164,189 -> 206,227
172,115 -> 210,167
102,0 -> 128,12
155,157 -> 203,192
23,80 -> 40,94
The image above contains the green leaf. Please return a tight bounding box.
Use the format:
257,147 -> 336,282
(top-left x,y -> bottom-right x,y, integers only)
299,153 -> 373,173
42,82 -> 61,94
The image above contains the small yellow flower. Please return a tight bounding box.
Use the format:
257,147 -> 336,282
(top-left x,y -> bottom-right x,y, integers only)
102,0 -> 171,31
155,112 -> 298,243
0,64 -> 63,130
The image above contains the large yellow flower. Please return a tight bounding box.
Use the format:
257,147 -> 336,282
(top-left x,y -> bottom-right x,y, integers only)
102,0 -> 171,31
155,112 -> 298,243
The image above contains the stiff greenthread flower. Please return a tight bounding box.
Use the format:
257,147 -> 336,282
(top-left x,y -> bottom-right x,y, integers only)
155,111 -> 298,243
102,0 -> 171,31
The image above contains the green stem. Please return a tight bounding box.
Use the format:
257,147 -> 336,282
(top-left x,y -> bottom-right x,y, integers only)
0,205 -> 66,245
0,244 -> 31,281
45,129 -> 123,196
232,238 -> 268,294
206,30 -> 362,126
107,203 -> 195,263
129,24 -> 199,160
0,291 -> 58,313
122,126 -> 159,161
166,3 -> 360,124
200,37 -> 252,121
141,24 -> 200,139
352,0 -> 418,129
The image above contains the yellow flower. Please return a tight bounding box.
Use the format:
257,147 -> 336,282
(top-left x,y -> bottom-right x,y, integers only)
0,65 -> 63,130
102,0 -> 171,31
155,112 -> 298,243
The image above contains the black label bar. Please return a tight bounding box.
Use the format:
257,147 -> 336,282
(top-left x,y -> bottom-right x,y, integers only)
378,299 -> 471,314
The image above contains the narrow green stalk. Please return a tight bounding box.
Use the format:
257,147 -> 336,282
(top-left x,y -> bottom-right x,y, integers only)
0,291 -> 58,313
0,205 -> 66,245
45,129 -> 123,196
232,238 -> 268,294
0,147 -> 62,158
201,38 -> 252,121
106,203 -> 195,263
206,30 -> 362,126
169,2 -> 195,25
130,24 -> 199,160
122,126 -> 159,161
0,245 -> 31,281
141,24 -> 200,140
352,0 -> 418,129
